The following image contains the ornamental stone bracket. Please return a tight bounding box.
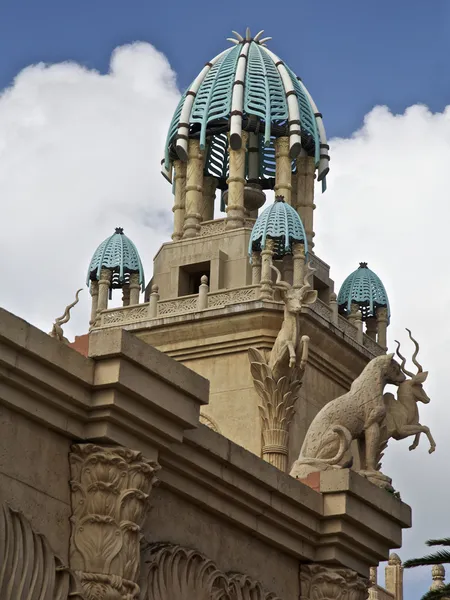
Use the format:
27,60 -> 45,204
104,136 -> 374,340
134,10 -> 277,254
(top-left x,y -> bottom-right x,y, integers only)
300,564 -> 370,600
69,443 -> 160,600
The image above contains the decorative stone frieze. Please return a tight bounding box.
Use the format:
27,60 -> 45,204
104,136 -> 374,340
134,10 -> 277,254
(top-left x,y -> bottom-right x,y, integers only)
140,543 -> 281,600
300,564 -> 369,600
69,444 -> 160,600
0,502 -> 84,600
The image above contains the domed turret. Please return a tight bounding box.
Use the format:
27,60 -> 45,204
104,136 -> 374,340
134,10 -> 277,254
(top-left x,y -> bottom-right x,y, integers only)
337,263 -> 389,321
337,263 -> 390,349
249,195 -> 307,260
163,29 -> 328,248
87,227 -> 145,327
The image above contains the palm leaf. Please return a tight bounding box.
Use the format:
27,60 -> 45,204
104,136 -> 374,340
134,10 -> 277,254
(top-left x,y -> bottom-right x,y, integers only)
404,551 -> 450,568
427,539 -> 450,547
420,584 -> 450,600
248,347 -> 266,366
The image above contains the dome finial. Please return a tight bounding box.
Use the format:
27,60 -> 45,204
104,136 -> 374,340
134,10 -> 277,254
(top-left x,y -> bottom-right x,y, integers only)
275,195 -> 285,203
115,227 -> 124,235
227,29 -> 272,46
359,262 -> 368,268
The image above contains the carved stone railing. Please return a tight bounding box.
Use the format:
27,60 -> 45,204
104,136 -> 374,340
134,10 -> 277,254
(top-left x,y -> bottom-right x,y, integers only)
200,217 -> 256,237
157,294 -> 199,316
101,304 -> 151,327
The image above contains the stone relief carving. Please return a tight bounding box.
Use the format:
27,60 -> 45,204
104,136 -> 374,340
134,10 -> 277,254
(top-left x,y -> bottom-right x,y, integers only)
290,352 -> 406,490
200,413 -> 221,433
102,305 -> 150,326
200,218 -> 255,237
140,543 -> 281,600
49,288 -> 82,343
208,287 -> 258,308
300,564 -> 369,600
376,329 -> 435,471
0,502 -> 84,599
248,263 -> 317,471
69,444 -> 160,600
158,296 -> 198,316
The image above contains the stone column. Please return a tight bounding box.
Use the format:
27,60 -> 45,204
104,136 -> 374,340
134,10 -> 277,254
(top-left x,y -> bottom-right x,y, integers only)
292,243 -> 306,288
89,280 -> 99,328
172,160 -> 187,241
329,292 -> 339,325
296,156 -> 316,251
366,317 -> 378,340
274,136 -> 292,204
283,255 -> 293,286
348,302 -> 360,327
300,564 -> 369,600
198,275 -> 209,310
149,285 -> 159,318
200,176 -> 217,222
251,252 -> 262,285
259,239 -> 274,300
129,272 -> 140,305
184,139 -> 204,238
122,284 -> 130,307
69,444 -> 160,600
355,309 -> 364,345
385,554 -> 403,600
97,268 -> 111,317
376,307 -> 388,351
226,131 -> 247,230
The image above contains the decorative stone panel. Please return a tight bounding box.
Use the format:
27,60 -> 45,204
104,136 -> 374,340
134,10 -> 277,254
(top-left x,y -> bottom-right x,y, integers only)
300,564 -> 369,600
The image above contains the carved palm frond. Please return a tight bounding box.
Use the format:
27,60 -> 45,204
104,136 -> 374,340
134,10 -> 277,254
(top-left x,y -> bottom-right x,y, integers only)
0,502 -> 83,600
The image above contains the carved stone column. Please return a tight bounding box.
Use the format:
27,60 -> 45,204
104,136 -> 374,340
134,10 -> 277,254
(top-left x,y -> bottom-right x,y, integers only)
251,252 -> 262,285
226,131 -> 247,229
184,140 -> 204,238
129,272 -> 141,305
300,564 -> 369,600
69,444 -> 160,600
274,136 -> 292,204
385,554 -> 403,600
172,160 -> 187,241
292,243 -> 306,288
296,156 -> 316,251
89,280 -> 99,328
149,285 -> 159,318
366,317 -> 378,341
259,239 -> 274,300
201,176 -> 217,222
97,268 -> 112,316
376,307 -> 388,351
122,284 -> 130,307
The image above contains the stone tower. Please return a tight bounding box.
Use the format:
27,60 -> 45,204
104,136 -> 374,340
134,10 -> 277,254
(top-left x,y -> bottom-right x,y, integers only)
90,29 -> 391,470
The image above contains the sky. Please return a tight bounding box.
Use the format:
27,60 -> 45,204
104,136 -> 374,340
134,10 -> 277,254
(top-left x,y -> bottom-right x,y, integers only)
0,1 -> 449,598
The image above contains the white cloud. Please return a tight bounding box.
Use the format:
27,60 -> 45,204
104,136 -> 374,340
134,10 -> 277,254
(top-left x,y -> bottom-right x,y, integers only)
0,42 -> 447,593
0,42 -> 179,336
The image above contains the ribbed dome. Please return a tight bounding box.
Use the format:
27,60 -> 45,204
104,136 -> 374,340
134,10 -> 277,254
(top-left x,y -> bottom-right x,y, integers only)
337,263 -> 390,322
249,196 -> 307,260
87,227 -> 145,291
163,28 -> 329,191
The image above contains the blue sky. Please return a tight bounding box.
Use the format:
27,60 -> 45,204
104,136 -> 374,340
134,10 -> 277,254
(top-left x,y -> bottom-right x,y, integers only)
0,1 -> 447,598
1,0 -> 449,140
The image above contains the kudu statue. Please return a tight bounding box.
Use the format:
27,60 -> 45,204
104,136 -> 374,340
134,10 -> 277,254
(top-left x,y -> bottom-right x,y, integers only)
268,261 -> 317,382
381,328 -> 436,455
49,289 -> 82,344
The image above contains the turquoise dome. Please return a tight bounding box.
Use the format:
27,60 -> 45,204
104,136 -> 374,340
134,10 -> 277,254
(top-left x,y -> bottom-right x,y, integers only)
163,29 -> 329,192
248,196 -> 307,260
87,227 -> 145,291
337,263 -> 390,321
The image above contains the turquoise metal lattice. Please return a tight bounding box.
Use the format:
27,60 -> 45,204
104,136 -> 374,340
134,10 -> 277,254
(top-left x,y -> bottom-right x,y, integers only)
337,263 -> 390,321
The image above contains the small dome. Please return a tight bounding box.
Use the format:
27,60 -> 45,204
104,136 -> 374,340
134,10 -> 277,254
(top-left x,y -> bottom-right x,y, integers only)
163,28 -> 329,191
432,565 -> 446,579
388,553 -> 402,566
248,196 -> 307,260
87,227 -> 145,291
337,262 -> 390,322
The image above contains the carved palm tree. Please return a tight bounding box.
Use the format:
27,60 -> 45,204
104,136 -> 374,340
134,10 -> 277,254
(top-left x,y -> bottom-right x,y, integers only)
404,538 -> 450,600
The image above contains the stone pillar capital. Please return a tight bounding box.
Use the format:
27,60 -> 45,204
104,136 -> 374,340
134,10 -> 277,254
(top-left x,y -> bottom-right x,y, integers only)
301,564 -> 369,600
69,443 -> 160,600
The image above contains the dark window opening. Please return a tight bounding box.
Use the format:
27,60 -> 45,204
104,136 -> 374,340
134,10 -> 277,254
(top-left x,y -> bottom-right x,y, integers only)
178,261 -> 211,297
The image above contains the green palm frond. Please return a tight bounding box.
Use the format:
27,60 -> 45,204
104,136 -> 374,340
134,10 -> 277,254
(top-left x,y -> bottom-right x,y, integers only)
427,539 -> 450,547
420,583 -> 450,600
404,551 -> 450,569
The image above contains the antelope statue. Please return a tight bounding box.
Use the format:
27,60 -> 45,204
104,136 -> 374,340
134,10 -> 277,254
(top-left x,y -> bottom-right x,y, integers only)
49,289 -> 83,344
268,262 -> 317,382
381,328 -> 436,455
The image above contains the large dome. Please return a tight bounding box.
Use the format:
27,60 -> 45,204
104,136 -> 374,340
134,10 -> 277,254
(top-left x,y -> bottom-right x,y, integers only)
163,29 -> 329,192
